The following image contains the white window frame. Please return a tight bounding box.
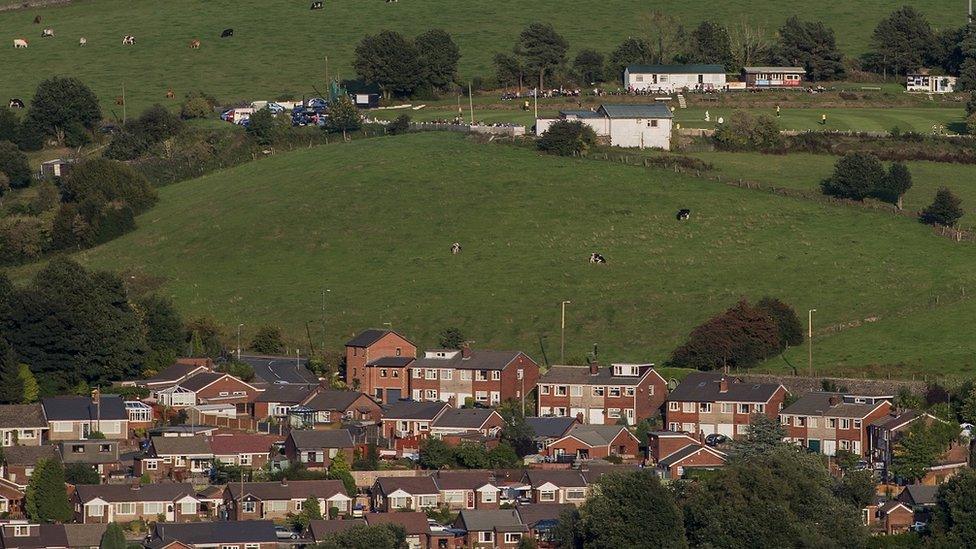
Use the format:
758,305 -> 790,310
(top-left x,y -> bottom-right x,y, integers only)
609,387 -> 621,398
87,504 -> 105,517
145,460 -> 158,471
460,370 -> 472,381
699,403 -> 712,413
540,385 -> 550,395
668,401 -> 679,412
491,371 -> 501,381
142,502 -> 164,515
738,404 -> 750,414
479,531 -> 494,543
243,501 -> 256,513
115,502 -> 136,515
570,386 -> 582,397
592,387 -> 605,397
412,369 -> 422,379
180,501 -> 197,515
53,421 -> 73,433
441,369 -> 453,381
425,369 -> 437,380
539,490 -> 556,502
625,387 -> 635,397
566,489 -> 586,500
682,402 -> 695,413
504,533 -> 522,544
607,408 -> 621,419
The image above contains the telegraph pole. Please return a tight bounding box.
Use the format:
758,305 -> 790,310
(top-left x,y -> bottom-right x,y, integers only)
807,309 -> 817,378
560,301 -> 571,363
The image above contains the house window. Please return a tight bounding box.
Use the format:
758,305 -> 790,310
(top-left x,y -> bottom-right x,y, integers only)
780,416 -> 790,425
840,440 -> 851,451
460,370 -> 471,381
649,120 -> 658,127
699,403 -> 712,413
517,369 -> 523,380
392,370 -> 400,378
828,418 -> 837,429
555,407 -> 567,417
143,502 -> 164,515
13,526 -> 28,537
243,500 -> 256,513
239,454 -> 252,466
504,533 -> 523,544
668,422 -> 680,431
541,385 -> 550,395
19,430 -> 35,439
442,369 -> 453,381
491,371 -> 501,381
607,408 -> 621,419
482,490 -> 496,503
219,391 -> 229,397
412,390 -> 421,400
419,495 -> 438,507
395,347 -> 402,356
854,419 -> 862,429
425,390 -> 438,400
53,421 -> 72,433
115,502 -> 136,515
555,386 -> 568,396
145,460 -> 158,471
592,387 -> 605,397
570,386 -> 582,397
87,504 -> 105,517
539,490 -> 556,502
181,501 -> 197,515
566,489 -> 586,500
755,404 -> 765,413
479,532 -> 495,543
635,75 -> 644,82
413,369 -> 422,379
682,402 -> 695,413
625,409 -> 635,421
721,403 -> 733,414
245,545 -> 260,549
425,369 -> 437,380
738,404 -> 750,414
794,417 -> 806,427
380,369 -> 388,378
841,419 -> 851,430
476,391 -> 488,402
609,387 -> 621,398
72,445 -> 85,453
625,387 -> 635,397
477,371 -> 489,381
668,402 -> 679,412
100,444 -> 111,453
419,423 -> 429,431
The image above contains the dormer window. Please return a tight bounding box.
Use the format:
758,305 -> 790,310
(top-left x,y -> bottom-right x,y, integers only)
612,365 -> 640,377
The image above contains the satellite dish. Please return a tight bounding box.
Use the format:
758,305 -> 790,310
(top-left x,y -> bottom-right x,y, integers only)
717,117 -> 725,124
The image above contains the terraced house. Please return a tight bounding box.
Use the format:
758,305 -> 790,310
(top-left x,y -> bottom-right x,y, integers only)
665,372 -> 787,438
224,479 -> 351,521
780,392 -> 893,456
537,363 -> 667,425
409,347 -> 539,406
73,483 -> 203,524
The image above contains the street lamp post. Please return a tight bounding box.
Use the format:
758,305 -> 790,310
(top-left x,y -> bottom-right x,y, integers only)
560,301 -> 571,363
237,323 -> 245,361
807,309 -> 817,378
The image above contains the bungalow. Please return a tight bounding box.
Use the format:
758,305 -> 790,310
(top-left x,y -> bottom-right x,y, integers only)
308,519 -> 367,544
381,400 -> 451,458
0,404 -> 48,446
73,483 -> 203,524
2,445 -> 59,488
345,329 -> 417,402
453,509 -> 527,549
623,64 -> 727,92
433,471 -> 501,510
656,443 -> 727,479
130,361 -> 212,395
363,512 -> 433,549
224,479 -> 351,521
174,372 -> 263,413
295,389 -> 382,427
536,104 -> 673,150
282,429 -> 355,470
0,522 -> 107,549
371,476 -> 440,511
544,424 -> 640,461
525,417 -> 578,453
780,392 -> 893,456
252,383 -> 319,420
520,471 -> 588,505
516,503 -> 574,549
41,396 -> 128,441
0,478 -> 25,518
210,433 -> 281,469
741,66 -> 805,88
58,440 -> 123,481
666,372 -> 788,439
145,521 -> 278,549
537,363 -> 667,425
907,69 -> 957,93
136,436 -> 214,481
429,408 -> 504,440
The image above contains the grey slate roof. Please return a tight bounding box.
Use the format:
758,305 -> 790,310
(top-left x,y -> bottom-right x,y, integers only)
742,66 -> 806,73
0,404 -> 46,429
525,417 -> 576,439
254,383 -> 319,403
559,109 -> 603,119
516,503 -> 575,529
308,519 -> 366,542
375,475 -> 439,495
901,484 -> 939,506
364,512 -> 432,535
412,350 -> 526,371
780,392 -> 884,418
4,444 -> 59,466
382,400 -> 449,421
432,408 -> 496,429
41,395 -> 127,421
288,429 -> 354,449
562,424 -> 630,447
150,521 -> 277,545
626,63 -> 726,74
303,390 -> 370,412
178,372 -> 227,392
522,470 -> 587,489
62,524 -> 108,547
237,354 -> 319,385
226,479 -> 347,501
150,435 -> 213,457
140,362 -> 208,386
667,372 -> 782,403
599,103 -> 674,119
0,524 -> 69,548
455,509 -> 526,533
76,482 -> 197,503
657,444 -> 721,468
346,329 -> 402,348
539,364 -> 654,386
433,470 -> 495,491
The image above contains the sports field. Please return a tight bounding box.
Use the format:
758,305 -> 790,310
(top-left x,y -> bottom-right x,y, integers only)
0,0 -> 958,112
40,132 -> 976,379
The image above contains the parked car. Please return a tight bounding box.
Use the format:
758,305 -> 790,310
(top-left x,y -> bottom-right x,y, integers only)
427,519 -> 446,533
704,434 -> 728,447
274,525 -> 299,540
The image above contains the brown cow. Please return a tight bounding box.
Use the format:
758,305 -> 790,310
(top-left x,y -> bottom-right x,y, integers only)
115,96 -> 124,106
189,39 -> 201,49
165,89 -> 175,99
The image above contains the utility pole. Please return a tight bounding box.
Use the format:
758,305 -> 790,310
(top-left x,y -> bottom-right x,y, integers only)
560,301 -> 571,363
121,82 -> 126,124
807,309 -> 817,378
321,289 -> 330,356
236,323 -> 244,360
468,82 -> 474,125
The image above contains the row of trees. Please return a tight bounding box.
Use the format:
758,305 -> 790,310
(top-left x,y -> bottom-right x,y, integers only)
354,29 -> 460,98
0,76 -> 101,153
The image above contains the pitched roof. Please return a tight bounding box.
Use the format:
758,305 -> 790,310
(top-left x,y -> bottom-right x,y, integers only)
226,479 -> 347,501
178,372 -> 231,392
150,436 -> 213,457
0,404 -> 46,429
366,356 -> 415,367
879,500 -> 912,515
209,434 -> 281,456
41,396 -> 127,421
516,503 -> 575,529
432,408 -> 497,429
59,440 -> 119,464
781,392 -> 887,418
140,362 -> 209,386
62,524 -> 108,547
151,521 -> 277,545
364,512 -> 432,535
626,63 -> 726,74
433,470 -> 495,491
308,519 -> 366,542
667,372 -> 783,403
253,383 -> 319,403
374,475 -> 439,495
76,483 -> 197,503
0,523 -> 69,549
382,400 -> 449,421
559,109 -> 603,119
560,424 -> 632,447
345,329 -> 405,348
4,444 -> 59,466
525,417 -> 577,439
236,354 -> 319,385
742,66 -> 806,73
871,410 -> 928,430
599,104 -> 673,119
539,364 -> 658,386
413,350 -> 527,371
303,390 -> 371,412
288,429 -> 354,449
657,444 -> 726,468
901,484 -> 939,506
523,470 -> 586,489
455,509 -> 526,533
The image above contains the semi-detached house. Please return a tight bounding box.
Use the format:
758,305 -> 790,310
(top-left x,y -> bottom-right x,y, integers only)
345,329 -> 417,404
665,372 -> 787,438
537,363 -> 667,425
409,348 -> 539,407
780,392 -> 893,457
41,396 -> 128,441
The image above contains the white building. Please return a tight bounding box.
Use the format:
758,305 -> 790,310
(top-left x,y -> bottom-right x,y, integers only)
624,64 -> 727,92
907,69 -> 957,93
536,103 -> 673,150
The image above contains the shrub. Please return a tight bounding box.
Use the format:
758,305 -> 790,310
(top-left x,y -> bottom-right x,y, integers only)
0,107 -> 19,143
669,300 -> 783,370
16,120 -> 44,151
967,113 -> 976,136
919,187 -> 963,227
61,158 -> 157,213
537,120 -> 597,156
136,104 -> 183,142
0,215 -> 44,263
104,130 -> 151,160
245,108 -> 276,145
0,141 -> 31,188
713,111 -> 783,152
250,325 -> 284,354
838,91 -> 859,100
820,152 -> 885,201
387,114 -> 411,135
180,97 -> 213,120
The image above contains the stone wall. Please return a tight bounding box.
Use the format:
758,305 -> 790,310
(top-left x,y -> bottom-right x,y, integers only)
737,373 -> 927,397
0,0 -> 76,12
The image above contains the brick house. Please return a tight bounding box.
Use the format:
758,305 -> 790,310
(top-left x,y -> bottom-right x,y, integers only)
345,329 -> 417,402
545,424 -> 640,461
453,509 -> 527,549
538,363 -> 667,426
0,404 -> 48,447
252,383 -> 319,421
516,503 -> 574,549
210,433 -> 281,469
73,483 -> 203,524
224,479 -> 351,521
282,429 -> 355,470
174,372 -> 263,414
869,410 -> 967,483
381,400 -> 451,457
520,471 -> 589,505
780,393 -> 893,457
877,500 -> 914,535
2,445 -> 59,488
372,476 -> 441,511
525,417 -> 578,453
409,347 -> 540,407
58,440 -> 123,482
41,396 -> 129,441
655,443 -> 727,479
430,408 -> 504,440
0,522 -> 107,549
145,521 -> 278,549
364,512 -> 434,549
433,471 -> 501,510
665,372 -> 787,439
136,436 -> 214,481
130,361 -> 211,393
296,389 -> 383,426
0,479 -> 25,518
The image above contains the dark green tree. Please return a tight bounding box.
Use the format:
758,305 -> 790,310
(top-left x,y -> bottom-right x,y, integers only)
499,402 -> 537,457
293,495 -> 322,531
834,470 -> 876,508
137,294 -> 184,372
891,420 -> 958,482
19,364 -> 38,403
688,21 -> 735,70
415,29 -> 460,91
0,107 -> 19,144
755,297 -> 804,349
436,327 -> 465,349
669,300 -> 782,370
354,31 -> 423,98
0,337 -> 24,404
873,162 -> 913,210
25,458 -> 72,522
919,187 -> 964,227
453,441 -> 491,469
488,441 -> 520,468
493,53 -> 525,91
250,325 -> 285,354
99,522 -> 127,549
930,468 -> 976,546
537,120 -> 597,157
60,158 -> 157,213
245,108 -> 276,145
713,111 -> 782,152
774,17 -> 845,81
185,316 -> 223,358
216,360 -> 256,382
967,91 -> 976,116
729,413 -> 786,460
607,37 -> 654,80
0,141 -> 31,188
514,23 -> 569,89
820,153 -> 886,201
867,6 -> 935,76
317,524 -> 406,549
24,76 -> 101,138
418,437 -> 454,469
325,96 -> 362,140
573,49 -> 605,85
64,463 -> 100,485
386,114 -> 411,135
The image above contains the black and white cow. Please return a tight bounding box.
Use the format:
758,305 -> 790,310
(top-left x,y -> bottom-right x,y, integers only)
589,252 -> 606,264
450,242 -> 462,255
221,28 -> 234,38
310,1 -> 324,9
8,98 -> 24,109
676,209 -> 691,221
122,35 -> 135,45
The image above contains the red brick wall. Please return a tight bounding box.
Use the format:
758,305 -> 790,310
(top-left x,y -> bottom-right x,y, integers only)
649,434 -> 700,462
346,333 -> 416,395
196,376 -> 261,404
667,447 -> 725,478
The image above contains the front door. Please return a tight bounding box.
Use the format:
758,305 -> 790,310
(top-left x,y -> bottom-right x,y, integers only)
808,439 -> 821,454
166,504 -> 175,521
2,431 -> 11,447
823,440 -> 837,456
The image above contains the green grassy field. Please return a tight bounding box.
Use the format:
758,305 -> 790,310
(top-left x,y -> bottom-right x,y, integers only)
0,0 -> 960,113
42,132 -> 976,379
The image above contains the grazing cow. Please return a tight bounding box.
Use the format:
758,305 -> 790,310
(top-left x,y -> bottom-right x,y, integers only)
8,99 -> 24,109
165,89 -> 175,99
13,39 -> 28,48
189,39 -> 201,49
450,242 -> 462,255
79,37 -> 87,46
122,35 -> 135,45
676,209 -> 691,221
32,15 -> 40,24
220,28 -> 233,38
310,1 -> 323,8
115,96 -> 124,106
589,252 -> 607,264
41,28 -> 54,38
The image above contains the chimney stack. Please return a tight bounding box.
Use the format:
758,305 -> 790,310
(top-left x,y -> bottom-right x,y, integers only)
461,344 -> 472,359
588,362 -> 599,375
280,477 -> 288,486
828,395 -> 841,407
719,378 -> 729,393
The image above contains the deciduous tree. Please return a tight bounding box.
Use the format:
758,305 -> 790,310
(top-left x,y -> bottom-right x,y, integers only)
354,31 -> 423,98
514,23 -> 569,89
24,76 -> 101,138
669,300 -> 782,370
250,325 -> 284,355
493,53 -> 525,91
688,21 -> 735,71
820,153 -> 885,201
436,327 -> 465,349
930,468 -> 976,546
0,141 -> 30,188
415,29 -> 460,92
325,96 -> 361,140
572,49 -> 605,85
919,187 -> 964,227
607,37 -> 653,80
874,162 -> 913,210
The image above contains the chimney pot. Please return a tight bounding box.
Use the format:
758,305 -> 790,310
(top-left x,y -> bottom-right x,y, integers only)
588,362 -> 599,375
719,378 -> 729,393
828,395 -> 841,406
461,345 -> 472,359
